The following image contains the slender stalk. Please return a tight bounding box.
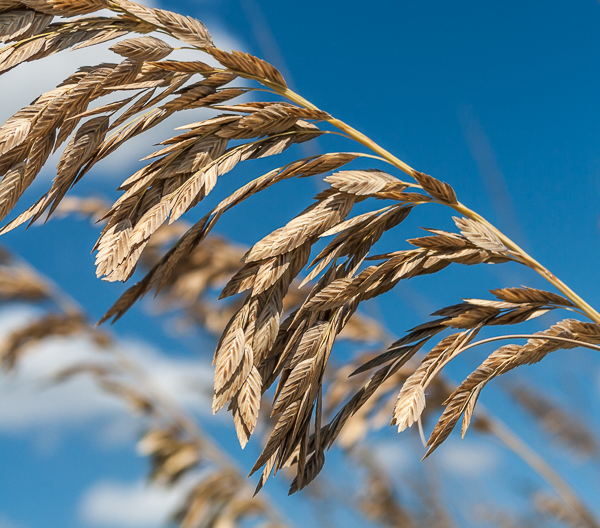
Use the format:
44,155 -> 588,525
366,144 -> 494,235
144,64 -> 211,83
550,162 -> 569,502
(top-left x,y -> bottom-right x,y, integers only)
453,203 -> 600,325
457,334 -> 600,355
66,11 -> 600,517
278,87 -> 600,325
436,362 -> 598,526
484,417 -> 600,528
106,0 -> 600,323
280,88 -> 423,179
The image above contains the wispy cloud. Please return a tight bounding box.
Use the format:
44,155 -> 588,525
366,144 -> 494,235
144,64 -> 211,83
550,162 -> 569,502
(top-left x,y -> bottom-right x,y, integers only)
371,438 -> 417,474
438,439 -> 500,477
0,516 -> 26,528
459,105 -> 528,249
79,478 -> 195,528
372,434 -> 500,478
0,308 -> 214,446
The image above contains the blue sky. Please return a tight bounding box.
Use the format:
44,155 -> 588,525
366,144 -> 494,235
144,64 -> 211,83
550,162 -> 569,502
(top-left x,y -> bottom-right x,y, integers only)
1,1 -> 600,527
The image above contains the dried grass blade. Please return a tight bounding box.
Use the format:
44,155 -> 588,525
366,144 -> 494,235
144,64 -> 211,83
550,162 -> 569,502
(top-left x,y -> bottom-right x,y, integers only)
110,36 -> 173,61
412,171 -> 458,204
207,47 -> 287,88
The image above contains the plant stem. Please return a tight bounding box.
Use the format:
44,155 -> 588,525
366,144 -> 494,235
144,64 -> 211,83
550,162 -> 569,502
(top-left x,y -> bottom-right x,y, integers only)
458,334 -> 600,354
453,203 -> 600,325
439,373 -> 600,526
484,417 -> 600,528
281,88 -> 422,178
279,87 -> 600,325
106,0 -> 600,322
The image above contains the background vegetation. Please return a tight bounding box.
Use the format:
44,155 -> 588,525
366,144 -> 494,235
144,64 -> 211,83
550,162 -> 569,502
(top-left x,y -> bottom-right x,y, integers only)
1,1 -> 600,527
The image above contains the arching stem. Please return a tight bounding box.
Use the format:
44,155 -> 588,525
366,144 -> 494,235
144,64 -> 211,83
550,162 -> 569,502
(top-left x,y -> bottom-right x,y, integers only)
278,86 -> 600,325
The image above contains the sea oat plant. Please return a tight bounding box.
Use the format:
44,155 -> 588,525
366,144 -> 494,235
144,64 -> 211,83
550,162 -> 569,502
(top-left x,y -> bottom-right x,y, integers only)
2,0 -> 600,523
1,231 -> 598,527
0,244 -> 298,527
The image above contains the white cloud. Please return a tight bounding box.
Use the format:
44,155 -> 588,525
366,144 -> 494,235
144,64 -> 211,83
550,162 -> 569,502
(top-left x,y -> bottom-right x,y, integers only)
0,516 -> 26,528
96,413 -> 142,450
0,305 -> 42,338
371,439 -> 418,474
438,440 -> 500,477
114,338 -> 215,412
79,478 -> 193,528
371,434 -> 500,479
0,309 -> 215,446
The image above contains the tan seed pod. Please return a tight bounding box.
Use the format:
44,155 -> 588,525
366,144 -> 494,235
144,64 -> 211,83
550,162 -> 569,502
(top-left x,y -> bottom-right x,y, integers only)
110,36 -> 173,62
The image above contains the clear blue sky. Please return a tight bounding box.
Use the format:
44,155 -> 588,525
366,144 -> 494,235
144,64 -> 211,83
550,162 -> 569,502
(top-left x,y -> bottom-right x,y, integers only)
1,1 -> 600,527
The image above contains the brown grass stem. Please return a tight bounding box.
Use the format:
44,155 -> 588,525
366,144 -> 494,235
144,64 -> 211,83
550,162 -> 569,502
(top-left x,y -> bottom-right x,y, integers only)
430,371 -> 599,527
457,334 -> 600,355
103,0 -> 600,323
3,2 -> 598,503
278,86 -> 600,325
484,418 -> 600,528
